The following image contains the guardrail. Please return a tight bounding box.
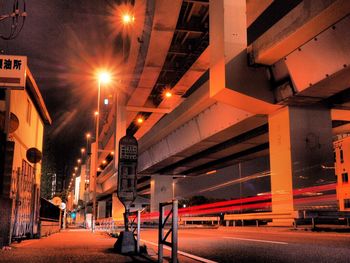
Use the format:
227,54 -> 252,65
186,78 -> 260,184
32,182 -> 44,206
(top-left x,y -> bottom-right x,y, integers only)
94,183 -> 346,230
224,212 -> 297,226
179,216 -> 220,226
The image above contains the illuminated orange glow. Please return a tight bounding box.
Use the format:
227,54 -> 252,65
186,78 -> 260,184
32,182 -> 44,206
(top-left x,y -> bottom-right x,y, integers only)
97,71 -> 111,84
102,160 -> 107,164
86,133 -> 91,139
108,3 -> 141,37
122,13 -> 135,25
111,151 -> 114,155
77,159 -> 81,163
94,111 -> 99,116
165,91 -> 172,98
72,173 -> 76,176
137,117 -> 143,124
81,148 -> 85,153
74,167 -> 78,171
206,170 -> 217,175
133,183 -> 338,220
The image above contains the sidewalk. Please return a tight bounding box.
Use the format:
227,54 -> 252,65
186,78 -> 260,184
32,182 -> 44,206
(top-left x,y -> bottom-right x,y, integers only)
0,229 -> 200,263
0,229 -> 153,263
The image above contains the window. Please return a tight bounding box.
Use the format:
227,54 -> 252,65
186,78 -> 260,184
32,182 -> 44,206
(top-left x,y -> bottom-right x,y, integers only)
340,149 -> 344,163
342,172 -> 348,183
344,199 -> 350,209
26,99 -> 31,125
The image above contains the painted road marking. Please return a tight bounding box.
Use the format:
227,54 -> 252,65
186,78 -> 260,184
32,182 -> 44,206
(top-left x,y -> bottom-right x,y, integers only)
223,236 -> 288,245
141,239 -> 218,263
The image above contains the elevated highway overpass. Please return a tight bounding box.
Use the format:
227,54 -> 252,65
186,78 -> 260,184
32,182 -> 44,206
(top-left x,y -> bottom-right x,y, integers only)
91,0 -> 350,225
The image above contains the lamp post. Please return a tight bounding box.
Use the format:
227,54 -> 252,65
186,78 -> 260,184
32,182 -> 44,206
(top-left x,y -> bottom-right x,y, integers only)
91,72 -> 111,232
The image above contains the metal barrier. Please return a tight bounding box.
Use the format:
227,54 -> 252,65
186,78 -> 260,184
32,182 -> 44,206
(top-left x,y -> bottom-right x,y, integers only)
158,200 -> 178,263
180,216 -> 220,226
129,210 -> 141,253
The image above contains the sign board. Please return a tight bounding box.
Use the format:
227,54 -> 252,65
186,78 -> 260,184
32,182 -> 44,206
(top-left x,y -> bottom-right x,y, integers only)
60,202 -> 66,210
26,147 -> 42,164
0,111 -> 19,133
117,135 -> 138,208
0,55 -> 27,89
51,196 -> 62,206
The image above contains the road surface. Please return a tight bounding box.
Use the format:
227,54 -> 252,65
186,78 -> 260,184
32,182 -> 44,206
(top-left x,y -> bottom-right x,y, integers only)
140,226 -> 350,263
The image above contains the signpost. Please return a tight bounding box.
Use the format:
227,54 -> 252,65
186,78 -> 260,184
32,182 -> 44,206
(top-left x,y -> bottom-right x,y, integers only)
0,55 -> 27,89
117,135 -> 138,224
115,134 -> 138,254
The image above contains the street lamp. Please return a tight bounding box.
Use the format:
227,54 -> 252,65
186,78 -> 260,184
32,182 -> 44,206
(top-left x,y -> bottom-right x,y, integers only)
122,13 -> 134,25
92,71 -> 111,232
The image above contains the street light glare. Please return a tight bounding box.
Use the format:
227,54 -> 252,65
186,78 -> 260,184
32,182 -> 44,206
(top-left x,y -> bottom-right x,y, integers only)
165,91 -> 172,98
98,72 -> 111,84
137,117 -> 144,124
122,13 -> 134,25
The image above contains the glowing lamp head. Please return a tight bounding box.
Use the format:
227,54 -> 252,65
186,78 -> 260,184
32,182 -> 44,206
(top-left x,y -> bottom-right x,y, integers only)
165,91 -> 172,98
137,117 -> 144,124
98,72 -> 111,84
81,148 -> 85,153
86,133 -> 91,139
102,160 -> 107,164
122,13 -> 134,25
77,159 -> 81,164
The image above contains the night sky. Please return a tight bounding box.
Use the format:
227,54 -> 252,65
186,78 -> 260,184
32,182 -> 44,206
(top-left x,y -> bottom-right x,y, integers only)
0,0 -> 124,179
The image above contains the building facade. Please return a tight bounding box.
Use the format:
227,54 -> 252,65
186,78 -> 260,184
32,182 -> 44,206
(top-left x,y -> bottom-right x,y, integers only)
0,68 -> 51,246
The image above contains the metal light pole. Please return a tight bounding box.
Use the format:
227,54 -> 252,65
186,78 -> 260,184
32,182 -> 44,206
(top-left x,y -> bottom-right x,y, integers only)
91,79 -> 101,233
91,72 -> 110,232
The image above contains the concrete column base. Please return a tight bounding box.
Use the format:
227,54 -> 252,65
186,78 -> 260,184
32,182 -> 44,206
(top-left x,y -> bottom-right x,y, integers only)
114,231 -> 136,254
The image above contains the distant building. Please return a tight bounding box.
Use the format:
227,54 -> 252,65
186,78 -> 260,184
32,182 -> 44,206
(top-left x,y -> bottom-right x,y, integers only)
334,135 -> 350,211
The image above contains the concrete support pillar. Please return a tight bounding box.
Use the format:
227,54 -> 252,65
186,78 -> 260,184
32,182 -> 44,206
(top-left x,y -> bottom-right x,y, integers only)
209,0 -> 276,114
150,175 -> 173,212
112,193 -> 125,221
269,106 -> 334,225
209,0 -> 246,97
114,92 -> 127,166
97,201 -> 106,219
113,91 -> 127,221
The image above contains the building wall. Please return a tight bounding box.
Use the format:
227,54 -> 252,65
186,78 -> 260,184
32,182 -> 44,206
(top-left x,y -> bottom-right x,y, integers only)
334,135 -> 350,211
10,88 -> 44,185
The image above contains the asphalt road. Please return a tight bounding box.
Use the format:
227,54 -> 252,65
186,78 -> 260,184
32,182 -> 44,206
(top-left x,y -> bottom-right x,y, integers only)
140,226 -> 350,263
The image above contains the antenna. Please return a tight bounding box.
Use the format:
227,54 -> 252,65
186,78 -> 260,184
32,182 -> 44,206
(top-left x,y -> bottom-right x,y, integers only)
0,0 -> 27,40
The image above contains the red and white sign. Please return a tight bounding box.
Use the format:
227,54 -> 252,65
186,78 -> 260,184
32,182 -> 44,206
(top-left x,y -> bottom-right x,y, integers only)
0,55 -> 27,89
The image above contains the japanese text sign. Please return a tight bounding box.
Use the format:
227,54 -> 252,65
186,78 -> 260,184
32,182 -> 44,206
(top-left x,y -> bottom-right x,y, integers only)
0,55 -> 27,89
